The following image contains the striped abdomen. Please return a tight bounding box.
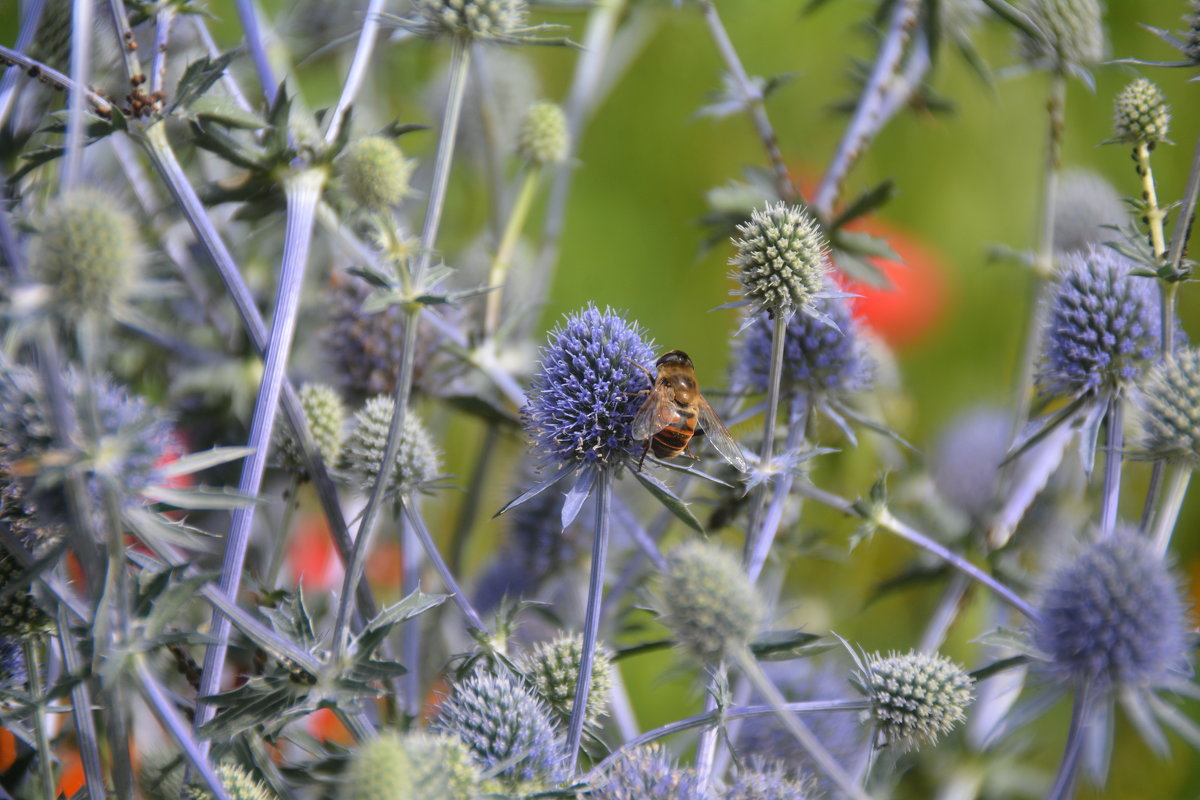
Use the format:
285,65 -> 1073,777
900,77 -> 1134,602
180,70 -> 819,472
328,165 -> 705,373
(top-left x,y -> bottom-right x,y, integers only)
650,405 -> 697,459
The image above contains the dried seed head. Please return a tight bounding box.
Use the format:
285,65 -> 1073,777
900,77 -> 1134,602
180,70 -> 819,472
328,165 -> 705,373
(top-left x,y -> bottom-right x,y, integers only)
1112,78 -> 1170,145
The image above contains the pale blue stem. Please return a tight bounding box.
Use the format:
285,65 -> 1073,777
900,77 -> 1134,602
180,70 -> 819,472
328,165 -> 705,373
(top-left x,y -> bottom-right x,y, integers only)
56,607 -> 106,800
195,169 -> 326,738
323,0 -> 385,145
136,659 -> 234,800
233,0 -> 278,104
400,498 -> 486,632
1098,393 -> 1123,538
813,0 -> 919,216
149,3 -> 173,96
0,0 -> 45,126
746,395 -> 807,582
743,312 -> 788,568
139,125 -> 376,622
1151,467 -> 1191,557
735,648 -> 872,800
63,0 -> 93,188
565,470 -> 611,775
401,517 -> 422,717
190,15 -> 252,111
24,640 -> 54,800
1046,687 -> 1090,800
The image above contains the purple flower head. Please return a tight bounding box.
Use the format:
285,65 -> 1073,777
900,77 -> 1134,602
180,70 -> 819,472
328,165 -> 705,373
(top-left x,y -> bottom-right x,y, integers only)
1038,246 -> 1160,397
732,288 -> 872,397
1033,533 -> 1190,691
592,745 -> 710,800
523,305 -> 655,470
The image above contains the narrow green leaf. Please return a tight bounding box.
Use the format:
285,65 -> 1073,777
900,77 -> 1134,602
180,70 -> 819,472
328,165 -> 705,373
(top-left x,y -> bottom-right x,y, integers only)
631,467 -> 704,533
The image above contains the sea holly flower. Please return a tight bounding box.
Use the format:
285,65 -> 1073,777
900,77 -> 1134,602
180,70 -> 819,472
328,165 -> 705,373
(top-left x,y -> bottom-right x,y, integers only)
1110,77 -> 1170,146
1138,348 -> 1200,468
850,649 -> 974,752
590,745 -> 709,800
1016,0 -> 1105,80
382,0 -> 572,47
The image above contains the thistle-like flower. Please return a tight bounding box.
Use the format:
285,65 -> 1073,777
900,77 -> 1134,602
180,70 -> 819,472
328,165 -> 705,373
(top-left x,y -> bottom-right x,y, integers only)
1139,348 -> 1200,468
1016,0 -> 1105,76
1038,245 -> 1160,398
433,668 -> 567,790
521,634 -> 613,728
1052,169 -> 1126,254
404,733 -> 482,800
29,187 -> 142,319
338,136 -> 414,210
852,650 -> 974,751
341,734 -> 413,800
517,101 -> 569,165
657,540 -> 764,664
730,202 -> 829,320
731,287 -> 872,398
591,746 -> 710,800
1111,78 -> 1170,146
274,383 -> 346,475
1187,1 -> 1200,63
388,0 -> 563,45
522,304 -> 655,472
339,396 -> 441,495
1033,534 -> 1189,691
722,760 -> 814,800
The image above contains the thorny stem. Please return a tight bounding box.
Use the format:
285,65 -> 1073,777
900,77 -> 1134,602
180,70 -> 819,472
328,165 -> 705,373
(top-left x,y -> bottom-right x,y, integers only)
1009,70 -> 1066,437
734,648 -> 872,800
813,0 -> 920,217
1151,466 -> 1191,557
24,639 -> 55,799
139,124 -> 378,622
588,698 -> 868,778
1098,393 -> 1123,538
1046,687 -> 1090,800
106,0 -> 145,89
136,658 -> 234,800
484,165 -> 541,337
0,45 -> 113,115
1165,131 -> 1200,286
196,169 -> 326,738
797,484 -> 1038,619
400,498 -> 487,632
565,470 -> 612,775
233,0 -> 279,105
697,0 -> 798,202
744,312 -> 788,568
323,0 -> 385,145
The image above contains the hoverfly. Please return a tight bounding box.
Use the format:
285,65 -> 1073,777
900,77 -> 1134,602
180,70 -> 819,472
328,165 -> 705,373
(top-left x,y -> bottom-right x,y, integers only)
632,350 -> 748,472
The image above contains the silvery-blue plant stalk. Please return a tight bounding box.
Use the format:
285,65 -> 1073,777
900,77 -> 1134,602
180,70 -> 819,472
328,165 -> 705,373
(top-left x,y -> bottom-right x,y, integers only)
1151,467 -> 1191,556
1046,688 -> 1090,800
57,607 -> 106,800
331,36 -> 471,657
697,0 -> 797,202
401,519 -> 422,717
63,0 -> 93,187
23,641 -> 54,800
138,125 -> 377,621
400,499 -> 486,631
743,313 -> 788,564
190,15 -> 252,111
1098,393 -> 1123,537
0,0 -> 42,126
812,0 -> 920,217
136,658 -> 234,800
195,168 -> 326,736
565,470 -> 611,774
323,0 -> 386,145
746,394 -> 807,582
149,4 -> 173,96
233,0 -> 278,105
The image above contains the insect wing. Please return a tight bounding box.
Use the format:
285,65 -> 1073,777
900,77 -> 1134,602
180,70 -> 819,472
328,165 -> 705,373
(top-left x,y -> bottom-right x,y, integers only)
696,397 -> 749,472
632,385 -> 676,441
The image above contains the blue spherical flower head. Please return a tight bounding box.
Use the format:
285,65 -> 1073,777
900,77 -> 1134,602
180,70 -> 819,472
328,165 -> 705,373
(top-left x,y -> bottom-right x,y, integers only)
1039,246 -> 1160,397
523,304 -> 655,470
591,745 -> 709,800
732,286 -> 872,397
1034,533 -> 1190,692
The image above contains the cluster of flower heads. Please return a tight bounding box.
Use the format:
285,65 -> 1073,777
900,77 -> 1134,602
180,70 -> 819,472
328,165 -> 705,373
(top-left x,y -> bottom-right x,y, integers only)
1037,246 -> 1160,397
731,286 -> 872,398
522,304 -> 655,470
432,668 -> 567,791
1033,533 -> 1189,691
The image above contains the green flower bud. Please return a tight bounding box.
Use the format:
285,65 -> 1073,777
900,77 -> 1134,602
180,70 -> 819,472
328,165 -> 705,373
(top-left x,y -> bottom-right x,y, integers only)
1017,0 -> 1105,73
342,735 -> 414,800
730,202 -> 828,318
1139,348 -> 1200,469
30,188 -> 142,318
404,733 -> 482,800
340,396 -> 441,494
1112,78 -> 1170,146
183,763 -> 275,800
853,650 -> 974,751
522,633 -> 613,728
517,101 -> 568,166
657,540 -> 764,663
415,0 -> 527,39
274,383 -> 346,474
339,136 -> 414,210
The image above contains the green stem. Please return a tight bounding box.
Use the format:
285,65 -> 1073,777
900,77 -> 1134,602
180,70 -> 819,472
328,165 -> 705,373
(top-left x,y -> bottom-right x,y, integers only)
734,648 -> 872,800
23,639 -> 55,800
565,469 -> 611,775
484,165 -> 541,337
1151,466 -> 1191,556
